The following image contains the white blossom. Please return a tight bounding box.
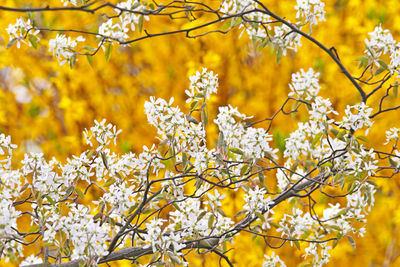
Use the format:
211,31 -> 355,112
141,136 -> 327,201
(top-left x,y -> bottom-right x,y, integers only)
48,34 -> 85,65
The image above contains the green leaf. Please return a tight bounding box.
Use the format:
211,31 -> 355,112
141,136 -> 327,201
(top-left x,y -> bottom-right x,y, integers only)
7,38 -> 18,49
229,147 -> 244,155
105,43 -> 112,61
217,207 -> 227,217
389,157 -> 398,168
330,128 -> 339,136
197,210 -> 207,221
337,130 -> 347,141
208,214 -> 215,228
320,161 -> 332,168
347,235 -> 356,248
276,46 -> 283,64
201,104 -> 208,128
75,188 -> 85,199
28,225 -> 39,233
19,183 -> 30,193
294,240 -> 301,250
393,82 -> 399,98
82,45 -> 96,51
356,136 -> 369,143
273,129 -> 287,155
377,59 -> 388,70
138,15 -> 144,33
234,210 -> 247,217
28,34 -> 39,49
65,186 -> 74,197
101,152 -> 109,170
86,54 -> 94,67
374,66 -> 386,76
104,177 -> 116,187
182,152 -> 188,171
312,132 -> 324,147
45,195 -> 55,205
222,19 -> 231,31
69,53 -> 76,69
240,164 -> 249,176
217,132 -> 225,149
190,100 -> 200,111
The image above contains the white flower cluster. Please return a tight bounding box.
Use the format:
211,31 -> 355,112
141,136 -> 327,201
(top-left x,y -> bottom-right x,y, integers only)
289,68 -> 321,100
385,127 -> 400,144
214,105 -> 277,161
269,24 -> 302,56
170,197 -> 233,238
48,34 -> 85,65
6,17 -> 40,48
220,0 -> 325,57
295,0 -> 326,26
60,0 -> 78,6
98,0 -> 149,42
84,119 -> 122,150
185,67 -> 218,103
243,186 -> 274,213
220,0 -> 258,15
263,252 -> 286,267
142,218 -> 186,263
44,205 -> 110,260
144,97 -> 206,157
364,25 -> 400,75
339,102 -> 373,135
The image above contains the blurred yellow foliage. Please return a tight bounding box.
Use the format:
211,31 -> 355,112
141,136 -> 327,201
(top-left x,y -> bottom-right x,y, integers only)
0,0 -> 400,266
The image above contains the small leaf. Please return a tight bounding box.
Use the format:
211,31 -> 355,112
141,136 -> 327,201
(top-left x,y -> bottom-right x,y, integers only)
190,100 -> 200,111
82,45 -> 96,51
182,152 -> 188,171
186,115 -> 199,124
45,195 -> 55,205
312,132 -> 324,147
20,183 -> 30,193
294,240 -> 301,250
356,136 -> 369,143
377,59 -> 388,70
330,128 -> 339,136
393,82 -> 399,98
65,186 -> 74,197
86,54 -> 94,67
276,47 -> 283,64
208,214 -> 215,228
69,53 -> 76,69
229,147 -> 244,155
234,210 -> 247,217
105,43 -> 112,61
217,207 -> 227,217
197,210 -> 207,221
320,162 -> 332,168
93,212 -> 102,220
347,235 -> 356,248
7,38 -> 18,49
201,104 -> 208,128
138,15 -> 144,33
28,225 -> 39,233
101,152 -> 109,170
28,34 -> 39,49
222,20 -> 231,31
217,132 -> 225,149
374,66 -> 386,76
75,188 -> 85,199
389,157 -> 398,168
104,177 -> 116,187
240,164 -> 250,176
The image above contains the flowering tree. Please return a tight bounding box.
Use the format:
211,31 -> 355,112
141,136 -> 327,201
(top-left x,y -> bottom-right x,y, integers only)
1,0 -> 400,266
